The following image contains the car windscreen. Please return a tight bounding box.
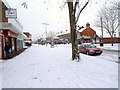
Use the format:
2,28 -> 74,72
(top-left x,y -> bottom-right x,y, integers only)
84,44 -> 96,48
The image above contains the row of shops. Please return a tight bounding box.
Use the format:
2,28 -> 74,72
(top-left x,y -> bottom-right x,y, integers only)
0,1 -> 30,59
0,22 -> 27,59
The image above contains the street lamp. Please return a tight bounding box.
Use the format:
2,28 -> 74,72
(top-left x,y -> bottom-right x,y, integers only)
42,23 -> 49,46
78,26 -> 84,30
77,26 -> 84,43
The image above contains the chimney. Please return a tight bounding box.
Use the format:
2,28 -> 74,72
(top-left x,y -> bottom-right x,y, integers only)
86,23 -> 90,28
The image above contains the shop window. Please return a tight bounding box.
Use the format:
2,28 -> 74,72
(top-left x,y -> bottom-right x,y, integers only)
6,37 -> 9,43
114,34 -> 116,37
12,38 -> 15,50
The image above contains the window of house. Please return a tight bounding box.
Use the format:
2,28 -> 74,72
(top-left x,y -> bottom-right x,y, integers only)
114,34 -> 116,37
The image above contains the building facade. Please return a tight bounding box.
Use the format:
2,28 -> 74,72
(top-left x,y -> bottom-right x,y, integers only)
79,23 -> 99,43
0,1 -> 23,59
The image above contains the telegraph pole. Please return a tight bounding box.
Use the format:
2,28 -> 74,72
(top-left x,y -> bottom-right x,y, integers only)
100,17 -> 103,39
42,23 -> 49,47
100,17 -> 104,46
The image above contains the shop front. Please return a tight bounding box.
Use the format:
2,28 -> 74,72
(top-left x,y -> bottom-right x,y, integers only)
0,1 -> 23,59
2,29 -> 18,59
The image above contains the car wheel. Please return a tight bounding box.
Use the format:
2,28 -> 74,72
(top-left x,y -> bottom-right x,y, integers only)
86,52 -> 89,55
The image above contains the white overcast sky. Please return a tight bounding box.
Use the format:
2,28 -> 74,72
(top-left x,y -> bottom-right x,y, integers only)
3,0 -> 116,40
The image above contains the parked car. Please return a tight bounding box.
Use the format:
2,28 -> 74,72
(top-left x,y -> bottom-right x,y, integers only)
79,43 -> 103,55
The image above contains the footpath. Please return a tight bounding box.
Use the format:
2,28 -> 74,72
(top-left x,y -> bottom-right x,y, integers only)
1,48 -> 26,60
95,43 -> 119,52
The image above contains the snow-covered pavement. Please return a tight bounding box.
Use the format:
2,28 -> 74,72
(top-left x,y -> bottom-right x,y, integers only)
96,44 -> 119,51
0,44 -> 118,88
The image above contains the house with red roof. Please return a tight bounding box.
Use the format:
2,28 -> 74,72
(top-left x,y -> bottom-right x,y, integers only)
79,23 -> 99,43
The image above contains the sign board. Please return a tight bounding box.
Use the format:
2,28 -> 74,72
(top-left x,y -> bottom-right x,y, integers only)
5,8 -> 17,18
24,38 -> 32,43
8,31 -> 18,38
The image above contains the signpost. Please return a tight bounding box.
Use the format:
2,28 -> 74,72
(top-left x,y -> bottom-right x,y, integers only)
42,23 -> 49,47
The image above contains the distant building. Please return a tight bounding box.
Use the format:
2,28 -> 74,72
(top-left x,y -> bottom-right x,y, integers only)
80,23 -> 96,37
56,31 -> 71,44
23,32 -> 32,47
57,33 -> 71,40
23,32 -> 32,38
79,23 -> 100,43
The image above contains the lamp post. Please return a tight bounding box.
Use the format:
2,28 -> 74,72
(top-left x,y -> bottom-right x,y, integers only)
77,26 -> 84,43
42,23 -> 49,46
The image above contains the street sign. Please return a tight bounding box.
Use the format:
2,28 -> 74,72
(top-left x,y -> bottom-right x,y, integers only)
5,8 -> 17,18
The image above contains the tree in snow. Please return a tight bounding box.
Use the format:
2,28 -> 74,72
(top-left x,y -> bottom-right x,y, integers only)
46,31 -> 56,42
94,1 -> 119,46
66,0 -> 90,60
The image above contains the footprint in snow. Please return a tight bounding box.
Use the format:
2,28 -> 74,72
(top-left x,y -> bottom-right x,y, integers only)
32,77 -> 37,79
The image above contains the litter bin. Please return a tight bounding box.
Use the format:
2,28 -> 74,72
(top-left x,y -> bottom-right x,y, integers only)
100,42 -> 103,46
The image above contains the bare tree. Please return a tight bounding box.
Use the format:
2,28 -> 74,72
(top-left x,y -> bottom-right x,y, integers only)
47,31 -> 56,39
21,0 -> 90,61
95,3 -> 119,46
67,0 -> 90,61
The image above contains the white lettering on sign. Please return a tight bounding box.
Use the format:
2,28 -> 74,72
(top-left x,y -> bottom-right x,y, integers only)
5,8 -> 17,18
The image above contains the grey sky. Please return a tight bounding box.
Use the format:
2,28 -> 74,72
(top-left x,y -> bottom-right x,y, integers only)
4,0 -> 116,40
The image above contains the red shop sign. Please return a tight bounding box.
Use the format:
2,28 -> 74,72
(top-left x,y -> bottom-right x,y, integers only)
8,31 -> 18,37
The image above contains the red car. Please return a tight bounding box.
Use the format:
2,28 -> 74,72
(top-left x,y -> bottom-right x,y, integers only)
79,43 -> 103,55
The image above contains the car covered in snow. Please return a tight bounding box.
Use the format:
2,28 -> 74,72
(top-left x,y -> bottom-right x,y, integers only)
79,43 -> 103,55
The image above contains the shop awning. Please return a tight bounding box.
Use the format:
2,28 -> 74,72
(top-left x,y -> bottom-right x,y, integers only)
0,22 -> 22,34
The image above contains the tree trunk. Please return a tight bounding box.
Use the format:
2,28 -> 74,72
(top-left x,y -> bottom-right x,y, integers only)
67,2 -> 75,60
111,36 -> 114,46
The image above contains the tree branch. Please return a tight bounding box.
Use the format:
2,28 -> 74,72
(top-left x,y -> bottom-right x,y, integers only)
75,0 -> 90,24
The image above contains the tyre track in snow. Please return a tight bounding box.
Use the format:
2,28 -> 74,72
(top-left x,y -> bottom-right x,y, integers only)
95,52 -> 118,63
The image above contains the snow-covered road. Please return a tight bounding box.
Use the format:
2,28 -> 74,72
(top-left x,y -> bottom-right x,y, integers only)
0,44 -> 118,88
96,50 -> 118,63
